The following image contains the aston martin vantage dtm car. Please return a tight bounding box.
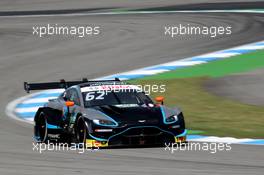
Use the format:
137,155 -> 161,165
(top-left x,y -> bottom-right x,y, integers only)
24,78 -> 186,147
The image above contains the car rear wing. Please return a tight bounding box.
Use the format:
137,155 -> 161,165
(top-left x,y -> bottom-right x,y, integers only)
24,78 -> 120,93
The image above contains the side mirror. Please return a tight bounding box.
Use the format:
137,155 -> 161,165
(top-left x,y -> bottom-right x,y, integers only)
65,101 -> 75,107
155,96 -> 164,105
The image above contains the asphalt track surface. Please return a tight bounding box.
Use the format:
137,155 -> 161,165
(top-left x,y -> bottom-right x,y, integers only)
206,68 -> 264,106
1,0 -> 264,11
1,1 -> 264,175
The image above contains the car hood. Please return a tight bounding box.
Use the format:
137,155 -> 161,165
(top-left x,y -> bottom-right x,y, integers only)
85,104 -> 162,125
83,104 -> 181,126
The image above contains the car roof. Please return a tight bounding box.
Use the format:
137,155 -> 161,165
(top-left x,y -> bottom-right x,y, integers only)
79,81 -> 142,93
79,81 -> 127,88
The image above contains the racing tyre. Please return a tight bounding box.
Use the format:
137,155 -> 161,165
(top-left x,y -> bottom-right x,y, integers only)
76,117 -> 88,145
34,112 -> 48,143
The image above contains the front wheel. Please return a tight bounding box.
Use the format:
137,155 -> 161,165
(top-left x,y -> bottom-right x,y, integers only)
76,117 -> 88,145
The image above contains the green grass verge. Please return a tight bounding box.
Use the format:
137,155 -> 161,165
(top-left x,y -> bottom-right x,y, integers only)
130,50 -> 264,138
143,50 -> 264,79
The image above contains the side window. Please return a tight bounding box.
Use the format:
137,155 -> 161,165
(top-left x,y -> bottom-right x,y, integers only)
68,89 -> 81,106
137,92 -> 153,104
64,90 -> 72,101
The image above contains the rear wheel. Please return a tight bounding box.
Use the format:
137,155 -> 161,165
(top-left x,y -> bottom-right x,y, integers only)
35,112 -> 48,143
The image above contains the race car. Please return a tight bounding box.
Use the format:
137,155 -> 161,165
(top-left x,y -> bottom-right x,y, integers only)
24,78 -> 186,147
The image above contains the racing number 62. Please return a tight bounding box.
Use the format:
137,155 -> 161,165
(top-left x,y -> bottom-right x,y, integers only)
85,91 -> 105,101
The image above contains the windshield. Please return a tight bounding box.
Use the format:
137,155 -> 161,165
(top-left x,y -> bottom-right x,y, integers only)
82,90 -> 153,107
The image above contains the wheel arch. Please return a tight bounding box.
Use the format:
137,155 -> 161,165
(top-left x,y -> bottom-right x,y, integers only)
34,107 -> 45,123
75,114 -> 93,134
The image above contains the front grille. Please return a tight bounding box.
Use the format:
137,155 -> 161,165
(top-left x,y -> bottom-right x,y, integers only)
120,119 -> 159,126
108,127 -> 174,146
122,127 -> 162,137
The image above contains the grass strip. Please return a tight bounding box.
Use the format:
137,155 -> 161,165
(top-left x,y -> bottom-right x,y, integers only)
129,50 -> 264,138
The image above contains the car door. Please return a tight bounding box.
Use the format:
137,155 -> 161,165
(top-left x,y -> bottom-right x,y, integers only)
65,88 -> 81,128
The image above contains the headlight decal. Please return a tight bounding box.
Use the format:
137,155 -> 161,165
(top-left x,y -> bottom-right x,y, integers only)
165,115 -> 178,123
92,111 -> 118,127
93,119 -> 117,127
160,106 -> 178,124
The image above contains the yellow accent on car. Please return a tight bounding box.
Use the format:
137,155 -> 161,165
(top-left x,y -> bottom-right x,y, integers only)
175,136 -> 186,143
86,139 -> 109,147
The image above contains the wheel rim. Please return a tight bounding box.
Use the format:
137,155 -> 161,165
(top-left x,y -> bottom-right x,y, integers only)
77,119 -> 86,144
37,113 -> 47,142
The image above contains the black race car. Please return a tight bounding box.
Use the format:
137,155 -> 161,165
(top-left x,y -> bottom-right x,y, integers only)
24,78 -> 186,147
